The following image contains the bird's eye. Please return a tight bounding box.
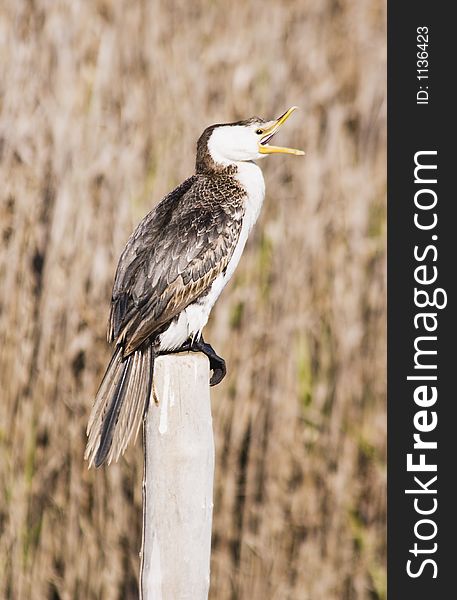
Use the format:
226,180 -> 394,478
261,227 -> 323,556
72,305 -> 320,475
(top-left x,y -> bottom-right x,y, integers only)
255,129 -> 264,135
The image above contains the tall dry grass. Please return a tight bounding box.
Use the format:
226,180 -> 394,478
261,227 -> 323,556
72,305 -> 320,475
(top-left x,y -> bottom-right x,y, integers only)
0,1 -> 386,598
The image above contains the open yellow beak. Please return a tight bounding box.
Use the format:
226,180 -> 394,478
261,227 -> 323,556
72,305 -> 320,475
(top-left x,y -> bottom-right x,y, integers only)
258,106 -> 305,155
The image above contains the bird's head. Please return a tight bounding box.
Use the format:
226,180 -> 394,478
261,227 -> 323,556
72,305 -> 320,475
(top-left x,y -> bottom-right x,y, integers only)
196,106 -> 304,172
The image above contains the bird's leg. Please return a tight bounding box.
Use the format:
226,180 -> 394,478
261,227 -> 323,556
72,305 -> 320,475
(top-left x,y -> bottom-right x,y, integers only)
161,337 -> 226,386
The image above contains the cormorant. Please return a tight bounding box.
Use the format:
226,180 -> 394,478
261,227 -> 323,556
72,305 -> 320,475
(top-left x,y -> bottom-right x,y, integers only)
85,107 -> 303,467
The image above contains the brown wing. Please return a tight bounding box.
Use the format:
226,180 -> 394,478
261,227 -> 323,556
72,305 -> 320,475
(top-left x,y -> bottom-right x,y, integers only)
108,175 -> 244,355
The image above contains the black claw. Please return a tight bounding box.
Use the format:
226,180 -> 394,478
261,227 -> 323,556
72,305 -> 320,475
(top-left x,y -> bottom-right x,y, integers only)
192,338 -> 226,386
209,360 -> 226,386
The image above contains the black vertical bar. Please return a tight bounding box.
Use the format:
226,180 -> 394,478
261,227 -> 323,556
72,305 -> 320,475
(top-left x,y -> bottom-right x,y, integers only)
388,3 -> 455,597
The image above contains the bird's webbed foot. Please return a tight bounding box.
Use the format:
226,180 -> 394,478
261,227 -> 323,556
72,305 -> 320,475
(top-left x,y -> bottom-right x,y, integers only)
165,337 -> 226,386
190,337 -> 226,386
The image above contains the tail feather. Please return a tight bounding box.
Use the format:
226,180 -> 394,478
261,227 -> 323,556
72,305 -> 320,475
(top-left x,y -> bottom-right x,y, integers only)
94,355 -> 133,467
86,347 -> 123,436
111,345 -> 154,463
85,344 -> 155,468
116,351 -> 142,455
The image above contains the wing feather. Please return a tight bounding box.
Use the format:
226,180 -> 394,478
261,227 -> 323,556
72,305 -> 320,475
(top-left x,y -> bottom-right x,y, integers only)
108,174 -> 245,354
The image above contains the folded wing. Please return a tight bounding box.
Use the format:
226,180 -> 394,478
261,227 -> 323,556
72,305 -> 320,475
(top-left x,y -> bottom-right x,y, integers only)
108,176 -> 244,354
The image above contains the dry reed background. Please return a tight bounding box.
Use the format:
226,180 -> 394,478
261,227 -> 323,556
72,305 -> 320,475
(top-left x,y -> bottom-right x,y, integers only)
0,1 -> 386,598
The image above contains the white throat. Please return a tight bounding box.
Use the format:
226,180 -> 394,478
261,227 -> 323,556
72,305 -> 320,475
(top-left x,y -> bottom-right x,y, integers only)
206,141 -> 232,168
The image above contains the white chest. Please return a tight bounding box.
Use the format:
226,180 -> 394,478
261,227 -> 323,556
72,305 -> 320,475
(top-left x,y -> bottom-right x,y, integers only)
235,161 -> 265,234
224,161 -> 265,279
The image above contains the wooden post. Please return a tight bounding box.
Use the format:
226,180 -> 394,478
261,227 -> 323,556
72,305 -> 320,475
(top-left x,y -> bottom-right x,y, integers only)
140,353 -> 214,600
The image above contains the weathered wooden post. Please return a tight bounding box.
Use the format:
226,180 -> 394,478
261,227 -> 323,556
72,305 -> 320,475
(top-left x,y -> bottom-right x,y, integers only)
140,353 -> 214,600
